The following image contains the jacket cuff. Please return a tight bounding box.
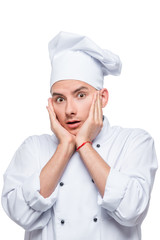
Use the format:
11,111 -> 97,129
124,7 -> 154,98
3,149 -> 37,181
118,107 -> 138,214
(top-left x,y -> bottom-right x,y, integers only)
22,172 -> 59,212
98,168 -> 130,212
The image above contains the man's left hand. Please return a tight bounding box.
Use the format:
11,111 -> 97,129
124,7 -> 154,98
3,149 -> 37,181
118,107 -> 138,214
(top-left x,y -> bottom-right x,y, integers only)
76,91 -> 103,147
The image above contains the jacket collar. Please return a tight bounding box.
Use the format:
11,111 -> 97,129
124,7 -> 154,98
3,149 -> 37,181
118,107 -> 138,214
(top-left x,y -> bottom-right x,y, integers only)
92,115 -> 110,144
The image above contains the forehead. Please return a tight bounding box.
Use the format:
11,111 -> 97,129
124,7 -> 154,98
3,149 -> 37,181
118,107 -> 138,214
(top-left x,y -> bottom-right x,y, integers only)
51,79 -> 96,94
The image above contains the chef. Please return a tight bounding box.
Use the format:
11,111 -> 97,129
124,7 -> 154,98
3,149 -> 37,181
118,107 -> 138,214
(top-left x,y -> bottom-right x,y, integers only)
1,31 -> 158,240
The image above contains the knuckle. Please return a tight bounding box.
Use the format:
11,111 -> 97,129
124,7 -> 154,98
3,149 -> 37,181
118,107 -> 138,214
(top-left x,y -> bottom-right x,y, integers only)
89,119 -> 94,125
95,119 -> 99,125
96,120 -> 103,128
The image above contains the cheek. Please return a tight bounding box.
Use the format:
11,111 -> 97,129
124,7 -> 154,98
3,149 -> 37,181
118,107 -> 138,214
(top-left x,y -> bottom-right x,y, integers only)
53,105 -> 64,121
79,99 -> 92,117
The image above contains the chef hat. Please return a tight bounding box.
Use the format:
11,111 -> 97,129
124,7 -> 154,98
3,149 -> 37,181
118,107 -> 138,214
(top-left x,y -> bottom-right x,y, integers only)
48,31 -> 122,91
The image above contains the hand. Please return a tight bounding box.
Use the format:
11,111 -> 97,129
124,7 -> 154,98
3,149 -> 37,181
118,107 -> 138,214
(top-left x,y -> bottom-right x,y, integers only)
46,98 -> 76,146
76,91 -> 103,146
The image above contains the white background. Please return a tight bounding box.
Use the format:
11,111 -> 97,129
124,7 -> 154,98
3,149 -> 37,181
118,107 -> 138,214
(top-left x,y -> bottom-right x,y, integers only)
0,0 -> 159,239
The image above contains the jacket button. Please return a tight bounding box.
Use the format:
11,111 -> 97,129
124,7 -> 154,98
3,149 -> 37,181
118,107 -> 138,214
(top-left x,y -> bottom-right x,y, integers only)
61,219 -> 65,224
60,182 -> 64,186
93,217 -> 98,222
96,144 -> 100,148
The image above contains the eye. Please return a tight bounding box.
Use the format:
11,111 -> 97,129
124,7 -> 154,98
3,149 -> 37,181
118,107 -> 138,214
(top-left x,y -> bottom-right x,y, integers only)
77,92 -> 86,98
56,97 -> 64,103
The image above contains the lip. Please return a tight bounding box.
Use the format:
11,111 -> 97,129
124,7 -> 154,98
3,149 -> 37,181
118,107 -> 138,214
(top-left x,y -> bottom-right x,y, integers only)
66,120 -> 81,129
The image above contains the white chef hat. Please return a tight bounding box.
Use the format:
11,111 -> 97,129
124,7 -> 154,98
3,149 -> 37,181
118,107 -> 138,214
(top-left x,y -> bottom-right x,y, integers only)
48,31 -> 122,92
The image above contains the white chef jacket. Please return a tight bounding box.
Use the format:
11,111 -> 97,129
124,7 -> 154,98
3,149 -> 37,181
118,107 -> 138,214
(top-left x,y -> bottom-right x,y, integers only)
1,116 -> 158,240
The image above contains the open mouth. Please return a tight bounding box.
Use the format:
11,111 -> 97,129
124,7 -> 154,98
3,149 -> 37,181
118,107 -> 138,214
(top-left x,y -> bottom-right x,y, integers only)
67,121 -> 80,124
66,120 -> 81,129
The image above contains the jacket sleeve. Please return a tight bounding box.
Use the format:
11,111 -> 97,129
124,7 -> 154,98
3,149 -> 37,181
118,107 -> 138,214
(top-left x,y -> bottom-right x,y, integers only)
98,129 -> 158,227
1,136 -> 59,231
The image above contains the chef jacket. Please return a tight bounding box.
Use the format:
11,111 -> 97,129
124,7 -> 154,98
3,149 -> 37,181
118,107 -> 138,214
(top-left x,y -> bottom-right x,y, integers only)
1,116 -> 158,240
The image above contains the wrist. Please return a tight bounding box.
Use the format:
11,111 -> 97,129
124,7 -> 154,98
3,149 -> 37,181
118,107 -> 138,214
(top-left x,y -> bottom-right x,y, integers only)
59,140 -> 76,153
75,137 -> 90,148
60,135 -> 75,145
76,140 -> 92,151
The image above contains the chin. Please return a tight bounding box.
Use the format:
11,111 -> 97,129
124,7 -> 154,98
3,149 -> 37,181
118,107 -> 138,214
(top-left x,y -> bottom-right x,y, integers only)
68,129 -> 78,136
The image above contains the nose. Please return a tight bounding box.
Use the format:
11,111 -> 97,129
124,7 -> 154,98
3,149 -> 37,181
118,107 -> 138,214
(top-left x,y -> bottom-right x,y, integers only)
65,98 -> 77,116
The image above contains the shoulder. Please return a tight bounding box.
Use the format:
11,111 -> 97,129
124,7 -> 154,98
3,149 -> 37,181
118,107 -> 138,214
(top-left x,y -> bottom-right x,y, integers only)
117,127 -> 154,142
101,116 -> 154,144
19,133 -> 58,151
110,126 -> 155,155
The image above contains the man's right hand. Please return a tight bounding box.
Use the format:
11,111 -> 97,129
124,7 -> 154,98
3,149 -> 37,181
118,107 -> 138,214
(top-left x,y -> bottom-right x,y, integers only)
39,98 -> 76,198
47,98 -> 76,147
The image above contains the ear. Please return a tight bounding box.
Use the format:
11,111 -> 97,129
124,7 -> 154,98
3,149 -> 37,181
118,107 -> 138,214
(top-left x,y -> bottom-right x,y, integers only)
100,88 -> 109,108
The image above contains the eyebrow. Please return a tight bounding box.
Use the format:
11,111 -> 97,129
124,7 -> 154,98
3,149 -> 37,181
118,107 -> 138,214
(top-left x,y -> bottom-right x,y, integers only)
52,86 -> 89,97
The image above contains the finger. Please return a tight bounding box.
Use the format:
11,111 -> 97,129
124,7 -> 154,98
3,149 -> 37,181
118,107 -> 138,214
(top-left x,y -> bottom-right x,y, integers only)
94,91 -> 103,125
88,92 -> 97,119
46,104 -> 55,122
46,104 -> 60,132
46,99 -> 56,125
97,91 -> 103,122
46,105 -> 54,129
94,91 -> 99,121
48,98 -> 56,118
48,98 -> 54,111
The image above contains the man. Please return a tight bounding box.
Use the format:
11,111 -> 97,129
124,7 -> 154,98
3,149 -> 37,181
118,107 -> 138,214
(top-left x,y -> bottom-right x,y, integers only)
1,31 -> 158,240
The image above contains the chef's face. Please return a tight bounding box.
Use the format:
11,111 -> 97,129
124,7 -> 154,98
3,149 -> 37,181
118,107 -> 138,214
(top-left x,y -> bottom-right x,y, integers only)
51,80 -> 98,136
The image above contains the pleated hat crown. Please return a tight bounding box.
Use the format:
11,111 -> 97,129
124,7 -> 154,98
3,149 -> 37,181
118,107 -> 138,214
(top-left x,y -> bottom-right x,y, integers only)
48,31 -> 122,91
